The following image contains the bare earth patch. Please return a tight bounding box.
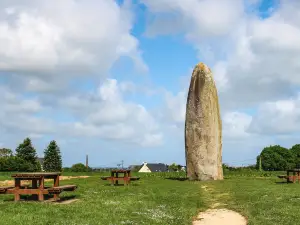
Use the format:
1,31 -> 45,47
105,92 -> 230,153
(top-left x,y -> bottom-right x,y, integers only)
193,209 -> 247,225
0,176 -> 90,186
53,199 -> 80,205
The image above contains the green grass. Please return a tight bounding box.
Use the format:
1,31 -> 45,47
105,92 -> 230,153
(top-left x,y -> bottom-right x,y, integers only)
2,170 -> 300,225
0,172 -> 204,225
201,172 -> 300,225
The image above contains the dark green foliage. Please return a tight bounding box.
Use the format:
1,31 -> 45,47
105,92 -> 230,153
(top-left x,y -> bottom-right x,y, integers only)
0,156 -> 40,172
71,163 -> 91,172
15,138 -> 40,172
43,140 -> 62,172
16,138 -> 37,163
168,163 -> 179,171
290,144 -> 300,168
257,145 -> 295,171
62,167 -> 71,172
0,148 -> 13,157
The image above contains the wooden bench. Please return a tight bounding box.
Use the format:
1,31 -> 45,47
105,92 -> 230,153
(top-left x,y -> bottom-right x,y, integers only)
0,185 -> 30,194
0,185 -> 14,193
130,176 -> 140,181
101,176 -> 140,181
100,176 -> 110,180
278,175 -> 297,183
48,185 -> 77,194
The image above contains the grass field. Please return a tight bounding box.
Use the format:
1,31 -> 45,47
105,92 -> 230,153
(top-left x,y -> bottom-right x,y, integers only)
0,171 -> 300,225
0,172 -> 204,225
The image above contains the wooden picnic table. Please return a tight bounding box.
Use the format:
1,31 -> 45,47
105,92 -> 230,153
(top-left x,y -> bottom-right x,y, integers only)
287,169 -> 300,183
0,172 -> 77,201
101,169 -> 140,186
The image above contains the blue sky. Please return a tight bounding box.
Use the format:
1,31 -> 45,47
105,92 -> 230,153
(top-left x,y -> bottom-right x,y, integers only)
0,0 -> 300,168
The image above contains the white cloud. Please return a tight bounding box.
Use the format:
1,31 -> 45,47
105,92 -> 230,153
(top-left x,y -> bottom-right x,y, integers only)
223,112 -> 252,139
0,0 -> 163,150
143,1 -> 300,166
164,91 -> 186,123
0,78 -> 163,148
0,0 -> 147,76
142,0 -> 244,37
58,79 -> 163,147
248,94 -> 300,135
142,0 -> 300,110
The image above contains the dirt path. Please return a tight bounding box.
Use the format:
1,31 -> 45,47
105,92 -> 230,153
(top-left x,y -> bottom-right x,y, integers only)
193,185 -> 247,225
193,208 -> 247,225
0,176 -> 90,186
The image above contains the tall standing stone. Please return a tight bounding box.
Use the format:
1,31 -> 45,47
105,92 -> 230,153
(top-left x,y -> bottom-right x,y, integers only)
185,62 -> 223,181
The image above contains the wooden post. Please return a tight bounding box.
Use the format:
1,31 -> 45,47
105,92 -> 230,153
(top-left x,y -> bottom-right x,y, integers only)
127,170 -> 131,185
53,175 -> 60,201
32,179 -> 38,200
111,171 -> 114,186
14,178 -> 21,201
116,172 -> 119,185
124,171 -> 128,185
38,177 -> 44,201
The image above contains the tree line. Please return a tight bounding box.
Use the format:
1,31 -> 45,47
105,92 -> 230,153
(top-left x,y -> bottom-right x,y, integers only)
256,144 -> 300,171
0,137 -> 62,172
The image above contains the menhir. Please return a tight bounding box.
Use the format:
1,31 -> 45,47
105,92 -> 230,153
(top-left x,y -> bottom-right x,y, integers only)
185,62 -> 223,181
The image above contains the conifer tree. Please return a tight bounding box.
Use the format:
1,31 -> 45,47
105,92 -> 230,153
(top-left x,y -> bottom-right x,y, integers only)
16,138 -> 37,163
43,140 -> 62,172
15,137 -> 40,171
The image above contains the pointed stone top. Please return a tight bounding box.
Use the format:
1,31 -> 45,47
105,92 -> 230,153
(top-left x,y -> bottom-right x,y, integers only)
194,62 -> 211,73
192,62 -> 213,82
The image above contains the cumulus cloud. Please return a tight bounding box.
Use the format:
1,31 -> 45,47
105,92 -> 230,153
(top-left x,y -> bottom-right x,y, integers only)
248,94 -> 300,135
59,79 -> 163,146
146,0 -> 300,140
0,0 -> 147,91
0,79 -> 163,148
142,0 -> 300,107
0,0 -> 165,151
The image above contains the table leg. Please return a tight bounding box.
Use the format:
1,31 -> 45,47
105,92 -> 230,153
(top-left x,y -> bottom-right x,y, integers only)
294,171 -> 296,183
14,178 -> 21,201
111,172 -> 114,186
38,177 -> 44,201
32,179 -> 38,200
125,172 -> 128,185
116,172 -> 119,185
128,171 -> 131,185
53,175 -> 60,201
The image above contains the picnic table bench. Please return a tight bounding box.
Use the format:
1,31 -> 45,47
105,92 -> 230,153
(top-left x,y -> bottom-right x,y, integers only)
101,169 -> 140,186
48,185 -> 77,194
0,185 -> 14,193
278,169 -> 300,183
0,172 -> 77,201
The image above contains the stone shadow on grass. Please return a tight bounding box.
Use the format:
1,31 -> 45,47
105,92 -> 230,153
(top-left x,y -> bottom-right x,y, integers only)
275,181 -> 293,184
165,177 -> 189,181
103,183 -> 140,186
3,194 -> 77,203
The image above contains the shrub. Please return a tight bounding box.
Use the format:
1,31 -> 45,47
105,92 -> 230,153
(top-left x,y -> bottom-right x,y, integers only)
71,163 -> 91,172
